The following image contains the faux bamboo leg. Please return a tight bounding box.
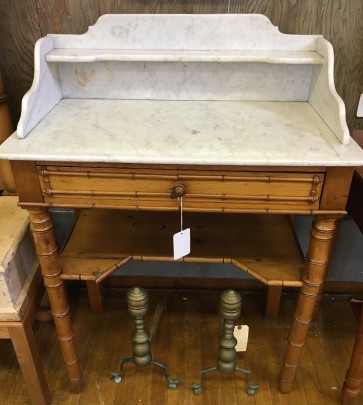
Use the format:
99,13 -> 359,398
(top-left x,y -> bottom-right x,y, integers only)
28,208 -> 82,393
278,216 -> 338,393
312,221 -> 340,320
341,309 -> 363,405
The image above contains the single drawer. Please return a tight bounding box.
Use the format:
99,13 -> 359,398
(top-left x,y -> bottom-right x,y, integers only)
38,165 -> 324,213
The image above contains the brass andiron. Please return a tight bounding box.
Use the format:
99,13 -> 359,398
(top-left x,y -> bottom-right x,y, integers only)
191,289 -> 259,396
111,287 -> 179,389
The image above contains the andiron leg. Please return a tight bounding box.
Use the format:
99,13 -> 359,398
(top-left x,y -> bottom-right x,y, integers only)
112,287 -> 179,390
191,289 -> 259,396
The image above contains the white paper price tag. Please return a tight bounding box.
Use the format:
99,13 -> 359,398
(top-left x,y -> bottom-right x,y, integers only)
234,325 -> 249,352
173,228 -> 190,260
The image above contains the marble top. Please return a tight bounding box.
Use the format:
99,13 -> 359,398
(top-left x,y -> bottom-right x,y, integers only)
9,13 -> 351,149
1,99 -> 363,166
45,49 -> 324,64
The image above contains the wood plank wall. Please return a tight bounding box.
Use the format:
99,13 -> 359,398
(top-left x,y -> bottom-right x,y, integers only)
0,0 -> 362,129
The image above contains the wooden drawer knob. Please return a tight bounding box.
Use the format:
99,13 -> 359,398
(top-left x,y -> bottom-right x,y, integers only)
171,184 -> 186,198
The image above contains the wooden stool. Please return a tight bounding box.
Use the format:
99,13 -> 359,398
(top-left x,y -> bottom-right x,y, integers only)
0,196 -> 51,405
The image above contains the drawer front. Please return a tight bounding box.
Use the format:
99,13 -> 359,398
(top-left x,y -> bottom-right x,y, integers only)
38,166 -> 324,212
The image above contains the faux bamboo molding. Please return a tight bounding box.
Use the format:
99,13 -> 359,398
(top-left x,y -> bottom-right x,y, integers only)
37,166 -> 324,214
41,188 -> 319,203
59,210 -> 306,298
231,259 -> 303,287
17,201 -> 347,216
39,168 -> 322,184
60,254 -> 303,289
60,256 -> 132,282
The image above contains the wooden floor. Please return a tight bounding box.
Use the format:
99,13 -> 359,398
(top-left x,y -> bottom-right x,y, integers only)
0,288 -> 362,405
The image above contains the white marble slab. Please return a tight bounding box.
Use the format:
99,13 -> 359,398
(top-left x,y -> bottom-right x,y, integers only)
309,37 -> 349,145
14,14 -> 349,145
17,36 -> 62,138
2,99 -> 363,166
51,14 -> 319,51
57,61 -> 314,102
46,49 -> 324,64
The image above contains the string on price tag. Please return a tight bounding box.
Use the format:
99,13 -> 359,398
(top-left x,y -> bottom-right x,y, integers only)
173,196 -> 190,260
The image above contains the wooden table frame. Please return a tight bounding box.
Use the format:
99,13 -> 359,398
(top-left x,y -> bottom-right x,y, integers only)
10,160 -> 354,395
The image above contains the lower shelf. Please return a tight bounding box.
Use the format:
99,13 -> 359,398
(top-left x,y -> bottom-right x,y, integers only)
60,209 -> 305,287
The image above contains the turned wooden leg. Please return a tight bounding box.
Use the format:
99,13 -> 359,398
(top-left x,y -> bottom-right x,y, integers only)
342,309 -> 363,404
28,208 -> 83,393
278,216 -> 339,393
